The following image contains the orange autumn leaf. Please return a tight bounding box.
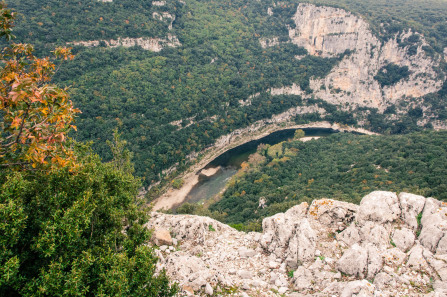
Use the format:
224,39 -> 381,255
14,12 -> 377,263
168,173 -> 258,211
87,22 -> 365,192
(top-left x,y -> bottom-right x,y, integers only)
0,6 -> 79,171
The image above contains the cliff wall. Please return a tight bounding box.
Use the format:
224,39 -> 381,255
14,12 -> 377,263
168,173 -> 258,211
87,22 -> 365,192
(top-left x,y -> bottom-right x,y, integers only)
284,4 -> 444,111
147,191 -> 447,296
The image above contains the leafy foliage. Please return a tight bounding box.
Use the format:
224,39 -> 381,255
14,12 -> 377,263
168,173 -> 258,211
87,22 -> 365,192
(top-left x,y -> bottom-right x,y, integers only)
374,63 -> 411,87
209,131 -> 447,225
0,144 -> 178,296
0,4 -> 79,170
4,0 -> 447,187
0,4 -> 177,296
6,0 -> 175,53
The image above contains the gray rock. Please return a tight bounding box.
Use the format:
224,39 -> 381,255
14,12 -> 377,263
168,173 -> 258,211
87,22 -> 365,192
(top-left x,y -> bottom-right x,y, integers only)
241,283 -> 250,290
356,191 -> 400,224
274,274 -> 288,287
426,254 -> 447,281
296,219 -> 317,263
148,191 -> 447,297
419,207 -> 447,253
260,202 -> 313,264
238,270 -> 253,280
436,234 -> 447,255
398,192 -> 426,230
278,287 -> 288,294
433,280 -> 447,296
373,272 -> 395,290
366,244 -> 383,279
407,244 -> 429,271
308,199 -> 358,227
382,248 -> 406,267
269,272 -> 278,285
337,244 -> 368,278
249,279 -> 263,288
287,293 -> 306,297
284,202 -> 310,218
421,198 -> 441,227
153,228 -> 173,246
340,280 -> 375,297
205,283 -> 213,295
337,224 -> 361,246
360,221 -> 390,247
392,228 -> 415,252
309,258 -> 324,271
419,225 -> 445,253
190,276 -> 207,291
266,216 -> 316,265
279,262 -> 287,274
293,266 -> 313,290
147,212 -> 234,244
268,261 -> 280,269
238,247 -> 257,258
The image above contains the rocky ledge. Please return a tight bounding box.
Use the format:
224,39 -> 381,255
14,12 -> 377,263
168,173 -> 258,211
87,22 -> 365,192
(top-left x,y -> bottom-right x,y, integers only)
146,191 -> 447,296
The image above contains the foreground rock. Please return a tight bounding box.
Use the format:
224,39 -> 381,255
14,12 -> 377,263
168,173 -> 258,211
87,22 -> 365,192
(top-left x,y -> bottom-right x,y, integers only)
145,191 -> 447,296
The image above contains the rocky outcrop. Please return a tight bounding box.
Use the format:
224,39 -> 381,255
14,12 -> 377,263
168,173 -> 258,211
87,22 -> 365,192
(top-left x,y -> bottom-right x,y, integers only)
284,4 -> 443,111
152,12 -> 175,30
70,34 -> 181,52
259,37 -> 281,48
152,1 -> 166,6
146,191 -> 447,296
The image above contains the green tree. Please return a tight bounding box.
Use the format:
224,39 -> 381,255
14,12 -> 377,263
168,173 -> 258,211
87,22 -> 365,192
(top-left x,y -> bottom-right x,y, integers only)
0,3 -> 79,170
293,129 -> 305,140
0,144 -> 178,296
0,3 -> 178,296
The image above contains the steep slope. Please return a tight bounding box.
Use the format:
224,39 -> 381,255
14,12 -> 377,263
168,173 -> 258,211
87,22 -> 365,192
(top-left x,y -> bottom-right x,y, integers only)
6,0 -> 447,188
148,191 -> 447,296
279,4 -> 444,110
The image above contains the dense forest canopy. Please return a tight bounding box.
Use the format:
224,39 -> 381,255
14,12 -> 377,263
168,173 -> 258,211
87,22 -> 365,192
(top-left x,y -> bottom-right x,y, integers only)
8,0 -> 175,50
0,5 -> 178,295
5,0 -> 447,187
201,131 -> 447,228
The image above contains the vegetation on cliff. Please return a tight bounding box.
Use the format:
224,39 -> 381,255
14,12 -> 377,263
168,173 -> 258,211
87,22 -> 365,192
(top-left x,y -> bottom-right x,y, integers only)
5,0 -> 446,187
0,5 -> 177,296
200,131 -> 447,227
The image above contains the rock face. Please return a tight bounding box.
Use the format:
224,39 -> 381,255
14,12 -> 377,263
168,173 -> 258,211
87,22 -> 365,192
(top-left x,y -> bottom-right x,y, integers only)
285,4 -> 443,111
70,34 -> 181,52
146,191 -> 447,296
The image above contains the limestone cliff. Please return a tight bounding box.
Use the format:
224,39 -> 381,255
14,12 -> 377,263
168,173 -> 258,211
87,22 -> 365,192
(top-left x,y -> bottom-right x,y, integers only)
276,4 -> 443,111
73,0 -> 179,51
147,191 -> 447,296
70,35 -> 181,52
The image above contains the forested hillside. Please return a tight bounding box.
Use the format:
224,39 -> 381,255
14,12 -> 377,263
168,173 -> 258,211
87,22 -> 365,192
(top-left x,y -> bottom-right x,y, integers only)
0,5 -> 178,294
6,0 -> 447,187
307,0 -> 447,51
202,131 -> 447,228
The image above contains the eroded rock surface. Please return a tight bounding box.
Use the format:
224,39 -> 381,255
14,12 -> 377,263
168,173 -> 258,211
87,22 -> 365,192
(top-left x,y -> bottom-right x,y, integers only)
70,35 -> 181,51
285,4 -> 444,111
146,191 -> 447,296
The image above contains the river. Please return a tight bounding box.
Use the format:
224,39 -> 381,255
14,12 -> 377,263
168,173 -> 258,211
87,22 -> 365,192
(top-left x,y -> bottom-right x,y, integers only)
177,128 -> 340,209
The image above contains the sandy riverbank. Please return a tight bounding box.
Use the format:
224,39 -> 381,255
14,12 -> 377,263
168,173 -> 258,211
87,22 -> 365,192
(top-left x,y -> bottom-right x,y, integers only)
299,136 -> 321,142
152,166 -> 221,211
151,121 -> 378,211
